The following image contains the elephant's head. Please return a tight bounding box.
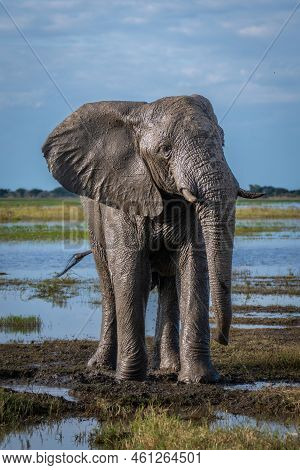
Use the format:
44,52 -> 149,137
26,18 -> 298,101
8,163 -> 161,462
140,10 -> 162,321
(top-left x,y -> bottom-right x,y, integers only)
42,95 -> 263,345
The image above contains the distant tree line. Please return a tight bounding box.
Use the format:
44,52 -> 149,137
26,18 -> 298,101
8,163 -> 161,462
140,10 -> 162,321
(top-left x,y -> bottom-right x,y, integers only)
249,185 -> 300,197
0,185 -> 299,198
0,186 -> 77,198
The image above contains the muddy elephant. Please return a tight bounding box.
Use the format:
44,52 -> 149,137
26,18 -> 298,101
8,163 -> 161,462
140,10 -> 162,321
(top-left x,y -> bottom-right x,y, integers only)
42,94 -> 262,383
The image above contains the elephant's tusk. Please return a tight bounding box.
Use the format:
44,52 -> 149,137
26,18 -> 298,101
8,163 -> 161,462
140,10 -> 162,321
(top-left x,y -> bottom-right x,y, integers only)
238,188 -> 265,199
181,188 -> 197,203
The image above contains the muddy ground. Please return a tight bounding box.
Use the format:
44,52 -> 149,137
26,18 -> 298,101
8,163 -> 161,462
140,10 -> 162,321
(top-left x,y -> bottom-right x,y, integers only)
0,328 -> 299,426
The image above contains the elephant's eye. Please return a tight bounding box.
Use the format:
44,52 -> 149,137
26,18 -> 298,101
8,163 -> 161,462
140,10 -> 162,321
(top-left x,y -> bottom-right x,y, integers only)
159,144 -> 172,158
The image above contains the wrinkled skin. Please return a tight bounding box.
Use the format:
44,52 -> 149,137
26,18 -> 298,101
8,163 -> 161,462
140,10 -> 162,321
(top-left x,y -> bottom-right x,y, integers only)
43,95 -> 259,383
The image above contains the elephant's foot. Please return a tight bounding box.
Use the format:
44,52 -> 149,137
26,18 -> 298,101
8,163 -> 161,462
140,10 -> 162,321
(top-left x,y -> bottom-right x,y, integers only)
159,356 -> 180,373
178,361 -> 220,384
153,353 -> 180,373
87,344 -> 117,371
116,355 -> 147,381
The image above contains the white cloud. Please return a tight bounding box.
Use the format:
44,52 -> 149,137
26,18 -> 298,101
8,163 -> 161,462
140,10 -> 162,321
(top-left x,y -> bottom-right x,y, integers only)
241,82 -> 300,104
43,11 -> 93,31
121,16 -> 147,25
0,90 -> 44,109
0,14 -> 33,31
238,24 -> 274,37
22,0 -> 86,10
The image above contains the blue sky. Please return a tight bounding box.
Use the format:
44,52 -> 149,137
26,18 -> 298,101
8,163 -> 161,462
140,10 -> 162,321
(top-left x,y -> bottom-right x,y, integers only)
0,0 -> 299,190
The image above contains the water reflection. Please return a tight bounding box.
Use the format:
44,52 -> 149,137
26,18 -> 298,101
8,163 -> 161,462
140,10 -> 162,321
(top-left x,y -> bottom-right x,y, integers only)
0,418 -> 98,450
212,411 -> 298,437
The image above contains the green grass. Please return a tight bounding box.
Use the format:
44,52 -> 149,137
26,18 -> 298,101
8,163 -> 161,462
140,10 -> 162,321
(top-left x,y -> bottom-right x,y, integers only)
0,197 -> 80,207
231,273 -> 300,296
0,224 -> 87,241
0,315 -> 42,333
211,332 -> 300,382
0,388 -> 74,425
231,304 -> 299,314
90,406 -> 299,450
236,206 -> 300,219
235,225 -> 298,236
236,198 -> 300,205
0,198 -> 83,222
0,222 -> 298,242
0,198 -> 299,223
232,284 -> 300,296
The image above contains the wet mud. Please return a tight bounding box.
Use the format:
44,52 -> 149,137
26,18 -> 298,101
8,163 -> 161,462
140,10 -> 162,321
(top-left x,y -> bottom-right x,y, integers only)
0,328 -> 299,427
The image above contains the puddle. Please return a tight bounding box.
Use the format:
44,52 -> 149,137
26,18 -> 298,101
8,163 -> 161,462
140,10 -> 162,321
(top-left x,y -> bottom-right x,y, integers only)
211,411 -> 298,437
0,417 -> 98,450
0,384 -> 77,402
224,381 -> 300,391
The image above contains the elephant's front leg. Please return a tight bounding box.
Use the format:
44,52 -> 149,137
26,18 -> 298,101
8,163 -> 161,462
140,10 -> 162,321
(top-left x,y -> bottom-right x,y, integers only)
109,249 -> 151,381
177,244 -> 220,383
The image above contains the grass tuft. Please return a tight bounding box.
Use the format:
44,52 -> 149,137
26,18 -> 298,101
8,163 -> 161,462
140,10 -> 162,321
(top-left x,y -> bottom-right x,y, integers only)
90,406 -> 299,450
0,388 -> 73,425
0,315 -> 42,333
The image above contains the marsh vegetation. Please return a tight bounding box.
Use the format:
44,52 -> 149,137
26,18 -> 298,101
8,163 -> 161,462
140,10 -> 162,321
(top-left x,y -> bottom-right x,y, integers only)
0,315 -> 42,333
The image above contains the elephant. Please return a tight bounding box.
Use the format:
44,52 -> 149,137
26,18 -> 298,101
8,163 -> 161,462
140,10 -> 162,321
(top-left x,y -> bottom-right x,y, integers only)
42,94 -> 262,383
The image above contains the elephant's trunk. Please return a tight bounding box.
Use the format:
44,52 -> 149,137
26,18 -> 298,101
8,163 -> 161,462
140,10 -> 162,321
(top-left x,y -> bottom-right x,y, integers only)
197,201 -> 235,345
172,137 -> 237,345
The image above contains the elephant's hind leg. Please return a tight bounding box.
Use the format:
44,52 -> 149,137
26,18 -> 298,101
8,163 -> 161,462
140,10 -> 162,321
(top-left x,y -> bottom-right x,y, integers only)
153,276 -> 180,372
87,250 -> 117,370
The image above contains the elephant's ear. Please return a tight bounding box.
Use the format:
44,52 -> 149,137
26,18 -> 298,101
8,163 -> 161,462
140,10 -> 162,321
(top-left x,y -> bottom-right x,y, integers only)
42,101 -> 163,218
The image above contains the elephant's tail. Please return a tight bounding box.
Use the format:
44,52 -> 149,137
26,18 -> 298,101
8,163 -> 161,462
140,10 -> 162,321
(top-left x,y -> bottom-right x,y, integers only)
55,250 -> 92,277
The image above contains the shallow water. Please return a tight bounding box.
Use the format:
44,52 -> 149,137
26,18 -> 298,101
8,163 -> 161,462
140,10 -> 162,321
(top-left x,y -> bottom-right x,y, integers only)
224,381 -> 300,391
0,232 -> 299,342
0,241 -> 92,280
0,384 -> 76,402
210,321 -> 287,329
224,324 -> 286,329
232,293 -> 300,306
0,289 -> 157,342
212,411 -> 298,437
233,236 -> 300,276
0,418 -> 98,450
0,287 -> 296,343
1,234 -> 300,279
